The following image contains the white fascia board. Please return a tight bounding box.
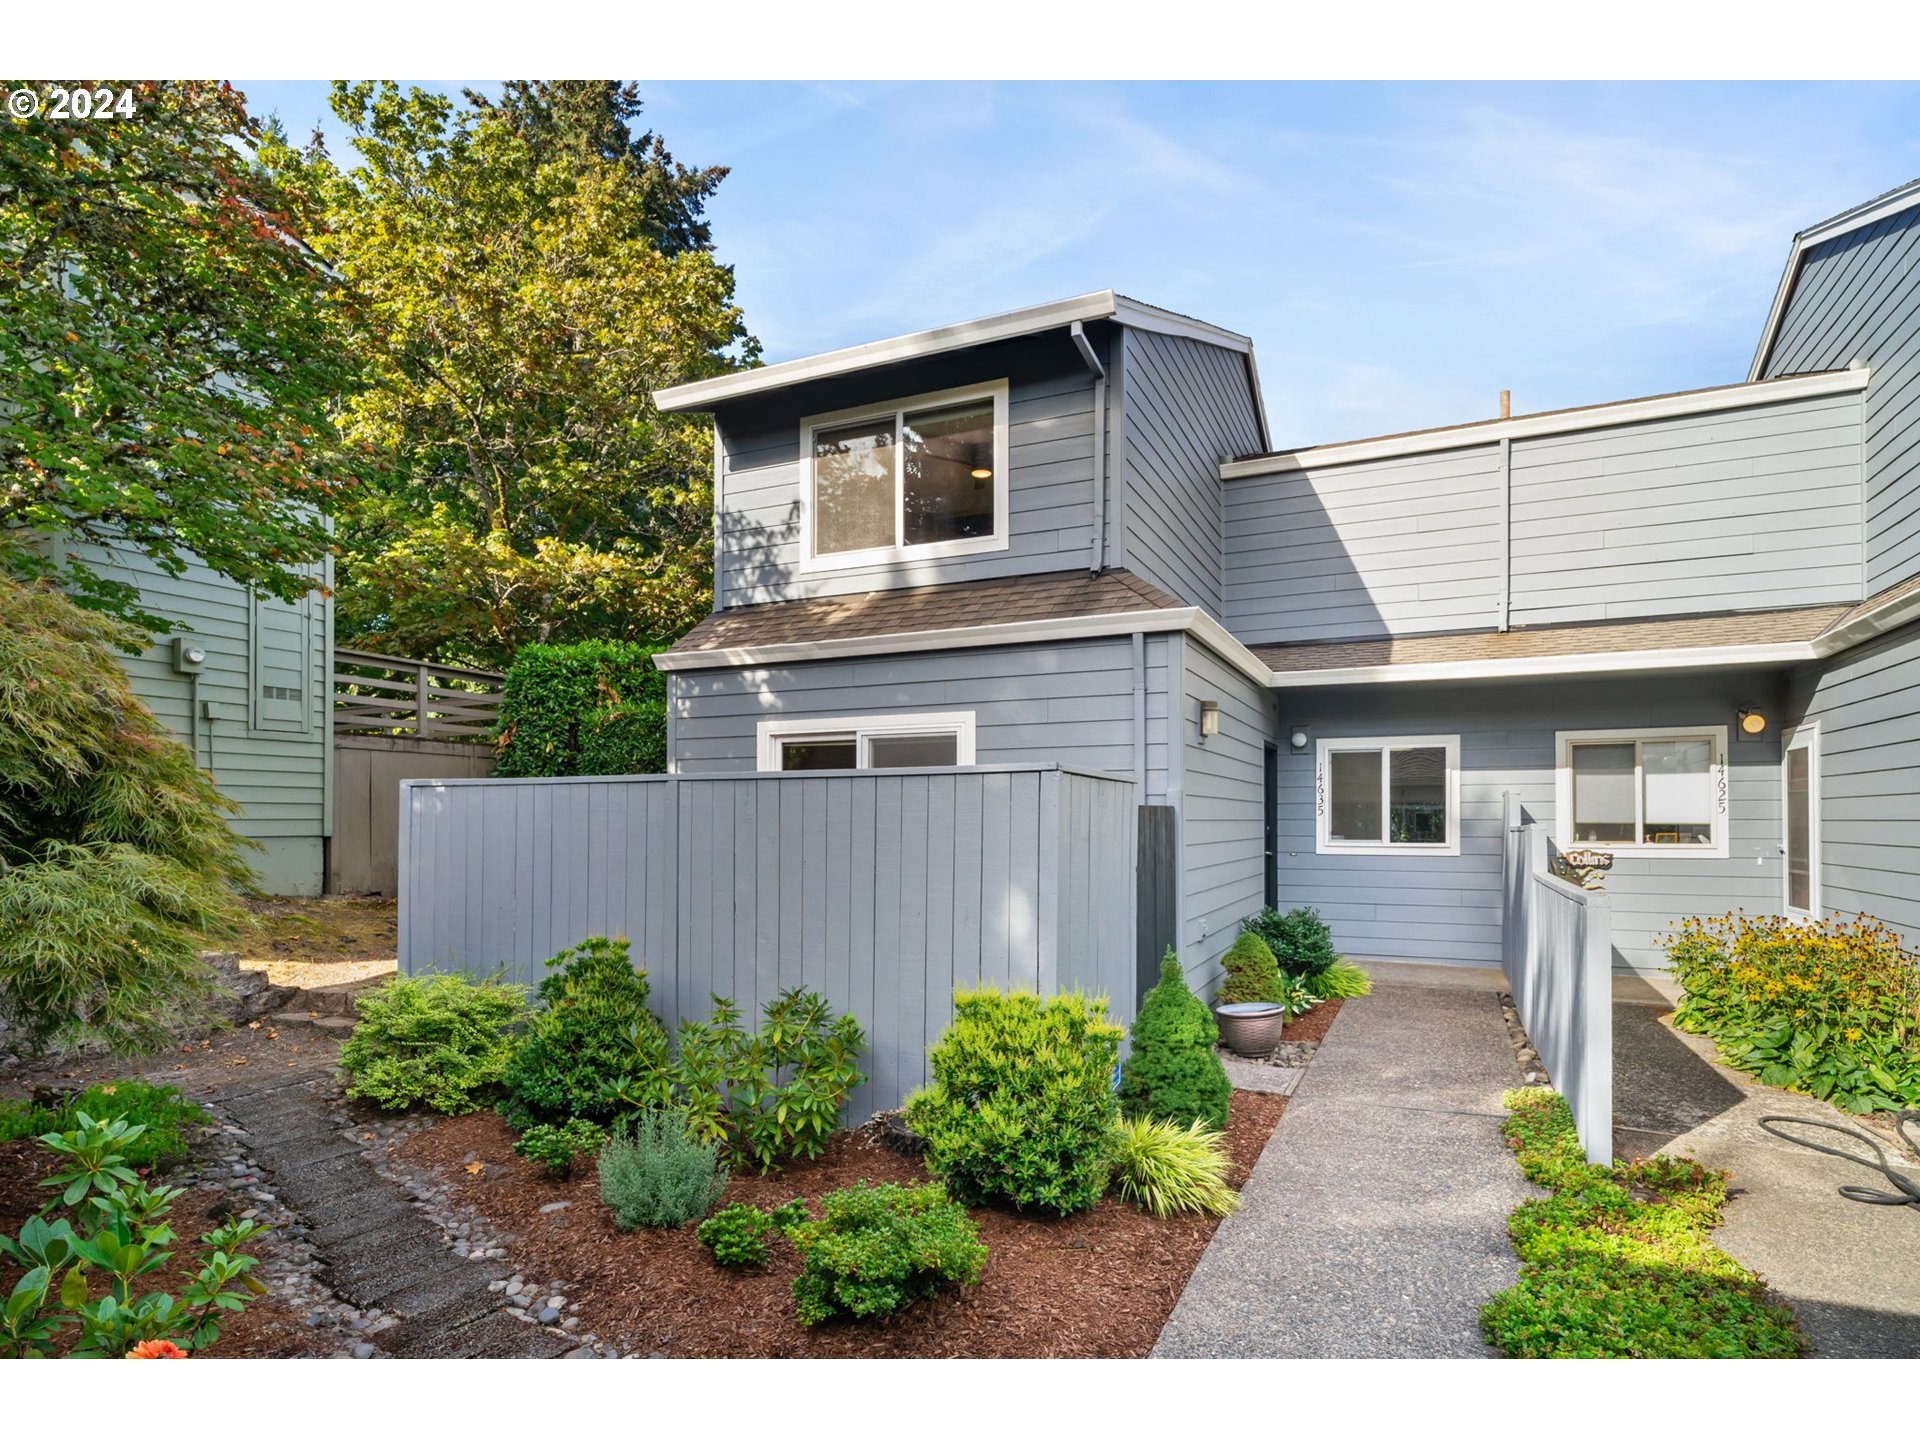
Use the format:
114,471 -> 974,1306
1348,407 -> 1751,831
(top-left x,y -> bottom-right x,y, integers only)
1749,180 -> 1920,382
1221,368 -> 1870,479
653,604 -> 1275,688
1812,585 -> 1920,657
1265,641 -> 1821,689
653,292 -> 1119,412
1108,295 -> 1253,355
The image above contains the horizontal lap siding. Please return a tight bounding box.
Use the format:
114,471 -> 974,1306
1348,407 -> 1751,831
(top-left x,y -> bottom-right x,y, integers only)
670,636 -> 1175,803
1763,205 -> 1920,592
717,338 -> 1100,606
1274,674 -> 1787,973
1223,446 -> 1502,643
1786,618 -> 1920,945
399,767 -> 1136,1115
1118,330 -> 1263,615
1179,640 -> 1273,994
1507,393 -> 1865,625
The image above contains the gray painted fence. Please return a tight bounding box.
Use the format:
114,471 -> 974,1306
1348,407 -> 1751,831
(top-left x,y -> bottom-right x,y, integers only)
398,764 -> 1138,1118
1502,791 -> 1614,1164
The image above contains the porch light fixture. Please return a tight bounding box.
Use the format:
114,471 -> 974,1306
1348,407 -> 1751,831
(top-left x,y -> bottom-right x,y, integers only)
1198,700 -> 1221,740
1289,728 -> 1309,751
969,466 -> 993,480
1738,708 -> 1768,737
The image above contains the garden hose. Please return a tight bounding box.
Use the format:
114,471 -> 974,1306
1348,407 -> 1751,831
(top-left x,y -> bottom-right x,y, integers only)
1756,1113 -> 1920,1210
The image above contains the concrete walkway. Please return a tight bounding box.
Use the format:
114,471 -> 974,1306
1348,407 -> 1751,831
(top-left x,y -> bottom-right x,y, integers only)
1613,989 -> 1920,1359
1154,963 -> 1534,1358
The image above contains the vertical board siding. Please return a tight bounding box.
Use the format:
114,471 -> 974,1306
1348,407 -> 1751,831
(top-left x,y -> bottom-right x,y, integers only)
398,766 -> 1137,1116
1178,640 -> 1274,994
1223,445 -> 1503,644
1763,205 -> 1920,592
1786,617 -> 1920,947
1273,672 -> 1788,974
1117,329 -> 1264,616
717,339 -> 1100,606
670,636 -> 1172,802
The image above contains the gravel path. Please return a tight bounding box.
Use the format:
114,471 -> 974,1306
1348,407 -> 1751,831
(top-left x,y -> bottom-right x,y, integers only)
1153,963 -> 1534,1358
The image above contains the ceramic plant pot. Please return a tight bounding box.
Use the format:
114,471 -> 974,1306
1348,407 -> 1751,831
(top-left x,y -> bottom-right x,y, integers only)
1214,1001 -> 1288,1058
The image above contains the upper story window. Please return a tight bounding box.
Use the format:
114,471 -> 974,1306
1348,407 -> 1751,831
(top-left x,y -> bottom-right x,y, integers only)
1315,735 -> 1461,856
1555,726 -> 1729,858
802,381 -> 1010,570
756,712 -> 978,771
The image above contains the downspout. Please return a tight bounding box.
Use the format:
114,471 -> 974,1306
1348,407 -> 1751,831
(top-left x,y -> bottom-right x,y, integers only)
1497,436 -> 1512,633
1071,321 -> 1108,574
1132,632 -> 1147,792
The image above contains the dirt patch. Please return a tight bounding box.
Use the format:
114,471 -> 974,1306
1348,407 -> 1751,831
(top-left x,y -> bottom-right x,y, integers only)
234,896 -> 397,989
394,1089 -> 1287,1358
0,1137 -> 331,1358
1281,996 -> 1343,1046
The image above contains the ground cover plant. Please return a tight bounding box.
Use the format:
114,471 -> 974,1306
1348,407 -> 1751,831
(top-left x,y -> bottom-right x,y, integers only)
1119,950 -> 1230,1131
0,1082 -> 204,1171
1668,912 -> 1920,1112
788,1181 -> 986,1326
906,987 -> 1123,1216
597,1111 -> 728,1230
340,974 -> 528,1114
1481,1088 -> 1803,1358
0,1112 -> 264,1357
697,1199 -> 808,1269
512,1119 -> 606,1179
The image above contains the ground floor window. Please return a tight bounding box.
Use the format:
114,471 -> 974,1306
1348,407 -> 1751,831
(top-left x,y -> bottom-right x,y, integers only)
755,712 -> 977,772
1555,725 -> 1728,857
1315,734 -> 1460,856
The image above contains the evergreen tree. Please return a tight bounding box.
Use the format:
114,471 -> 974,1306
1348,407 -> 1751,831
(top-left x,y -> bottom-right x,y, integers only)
1119,950 -> 1231,1131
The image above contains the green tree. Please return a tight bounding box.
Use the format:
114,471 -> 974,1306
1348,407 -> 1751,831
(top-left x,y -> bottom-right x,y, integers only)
0,80 -> 362,633
276,82 -> 753,668
1119,950 -> 1231,1131
0,575 -> 250,1053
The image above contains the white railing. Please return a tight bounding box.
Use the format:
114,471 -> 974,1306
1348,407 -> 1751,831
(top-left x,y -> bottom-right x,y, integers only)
1503,790 -> 1614,1164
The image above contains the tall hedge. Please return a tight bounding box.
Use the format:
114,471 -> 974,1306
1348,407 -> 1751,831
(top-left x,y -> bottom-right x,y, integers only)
493,640 -> 668,777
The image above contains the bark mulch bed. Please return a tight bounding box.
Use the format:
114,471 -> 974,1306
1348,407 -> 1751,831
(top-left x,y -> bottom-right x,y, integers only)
1280,996 -> 1343,1046
395,1089 -> 1286,1358
0,1138 -> 331,1358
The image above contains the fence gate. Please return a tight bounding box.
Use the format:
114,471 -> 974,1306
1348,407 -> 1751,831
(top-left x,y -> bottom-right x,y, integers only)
1136,804 -> 1177,1003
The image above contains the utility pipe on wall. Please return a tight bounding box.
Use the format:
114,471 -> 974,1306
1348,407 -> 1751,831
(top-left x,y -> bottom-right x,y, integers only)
1071,321 -> 1108,574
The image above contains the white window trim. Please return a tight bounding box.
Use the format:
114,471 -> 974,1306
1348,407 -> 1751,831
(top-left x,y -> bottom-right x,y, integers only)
798,379 -> 1011,573
1782,721 -> 1821,917
1554,724 -> 1730,859
1314,734 -> 1461,857
754,712 -> 978,772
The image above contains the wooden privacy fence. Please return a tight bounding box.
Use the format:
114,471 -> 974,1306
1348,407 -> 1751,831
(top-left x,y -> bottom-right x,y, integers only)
333,648 -> 505,739
398,764 -> 1139,1118
1502,791 -> 1614,1164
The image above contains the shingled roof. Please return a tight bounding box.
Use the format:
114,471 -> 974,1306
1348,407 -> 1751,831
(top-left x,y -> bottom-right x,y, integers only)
668,568 -> 1188,654
1254,604 -> 1852,675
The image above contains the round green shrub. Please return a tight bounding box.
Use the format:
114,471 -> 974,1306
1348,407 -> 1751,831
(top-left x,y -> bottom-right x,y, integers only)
1215,930 -> 1285,1006
1119,950 -> 1230,1131
500,935 -> 670,1128
904,987 -> 1123,1216
1242,906 -> 1340,980
788,1181 -> 986,1325
339,974 -> 528,1114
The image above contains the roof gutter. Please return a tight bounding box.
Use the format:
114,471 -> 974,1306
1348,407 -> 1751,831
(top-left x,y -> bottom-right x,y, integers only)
1811,583 -> 1920,657
1265,642 -> 1823,689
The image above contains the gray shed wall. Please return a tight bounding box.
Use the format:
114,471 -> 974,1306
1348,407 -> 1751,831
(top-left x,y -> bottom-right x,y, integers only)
1785,617 -> 1920,947
1273,671 -> 1789,973
397,766 -> 1138,1117
1762,205 -> 1920,593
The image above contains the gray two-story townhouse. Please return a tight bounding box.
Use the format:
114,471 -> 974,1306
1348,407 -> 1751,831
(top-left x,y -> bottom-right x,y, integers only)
651,181 -> 1920,992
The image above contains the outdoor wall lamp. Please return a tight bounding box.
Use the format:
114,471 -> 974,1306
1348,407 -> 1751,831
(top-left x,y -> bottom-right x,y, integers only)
1738,707 -> 1768,737
1289,728 -> 1309,751
1198,700 -> 1220,740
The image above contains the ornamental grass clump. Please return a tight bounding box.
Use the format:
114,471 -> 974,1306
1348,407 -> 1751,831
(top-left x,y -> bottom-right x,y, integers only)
1480,1088 -> 1803,1359
340,974 -> 527,1114
1667,912 -> 1920,1112
1111,1116 -> 1239,1219
788,1181 -> 986,1326
1119,950 -> 1230,1131
905,987 -> 1122,1216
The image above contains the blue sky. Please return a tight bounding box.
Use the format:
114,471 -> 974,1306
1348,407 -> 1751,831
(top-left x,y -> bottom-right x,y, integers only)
240,80 -> 1920,447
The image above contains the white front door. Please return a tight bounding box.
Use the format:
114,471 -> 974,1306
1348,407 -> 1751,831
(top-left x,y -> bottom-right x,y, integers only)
1782,722 -> 1820,917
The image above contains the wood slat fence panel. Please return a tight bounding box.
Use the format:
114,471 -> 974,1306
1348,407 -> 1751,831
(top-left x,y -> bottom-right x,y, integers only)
398,765 -> 1139,1117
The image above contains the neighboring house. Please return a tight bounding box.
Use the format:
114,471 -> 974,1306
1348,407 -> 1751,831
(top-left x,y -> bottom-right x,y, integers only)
653,183 -> 1920,988
62,538 -> 334,896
